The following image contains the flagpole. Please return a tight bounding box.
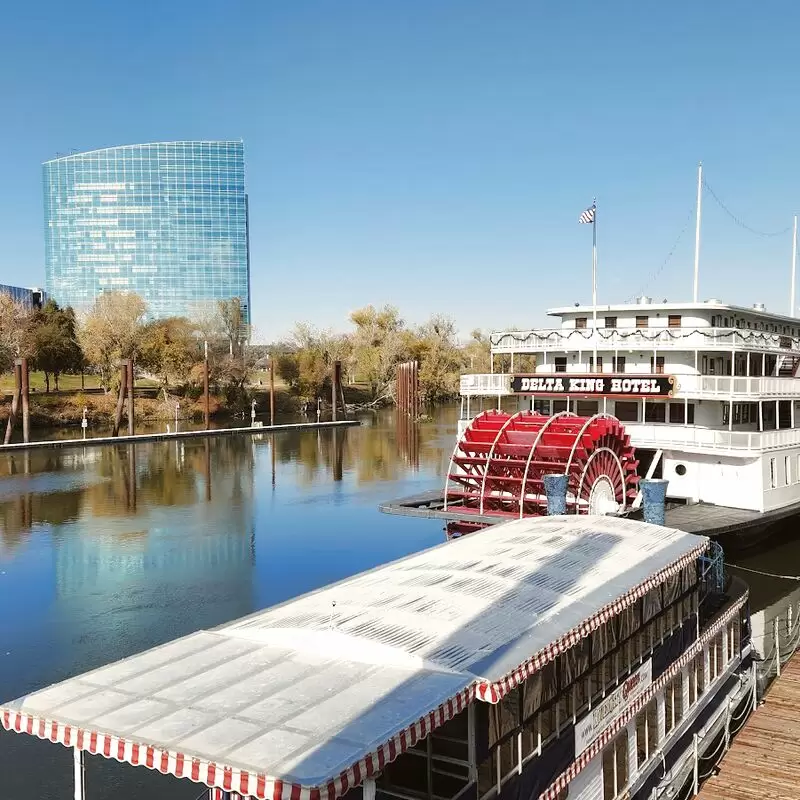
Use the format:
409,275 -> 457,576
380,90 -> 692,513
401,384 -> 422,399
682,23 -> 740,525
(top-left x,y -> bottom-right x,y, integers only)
791,214 -> 798,317
693,162 -> 702,303
592,200 -> 598,368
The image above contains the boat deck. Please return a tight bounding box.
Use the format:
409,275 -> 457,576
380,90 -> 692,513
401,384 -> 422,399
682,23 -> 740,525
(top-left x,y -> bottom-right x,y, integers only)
697,652 -> 800,800
379,491 -> 800,538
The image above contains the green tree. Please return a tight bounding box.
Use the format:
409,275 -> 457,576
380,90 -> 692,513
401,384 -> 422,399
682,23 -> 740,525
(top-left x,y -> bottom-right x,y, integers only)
413,315 -> 462,403
349,305 -> 407,399
26,300 -> 84,392
139,317 -> 197,387
463,328 -> 492,373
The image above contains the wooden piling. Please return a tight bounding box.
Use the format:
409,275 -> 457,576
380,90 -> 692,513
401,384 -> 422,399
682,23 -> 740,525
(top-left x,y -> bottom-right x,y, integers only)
112,362 -> 128,437
127,359 -> 135,436
4,361 -> 22,445
20,357 -> 30,444
332,360 -> 342,422
204,353 -> 210,430
269,358 -> 276,426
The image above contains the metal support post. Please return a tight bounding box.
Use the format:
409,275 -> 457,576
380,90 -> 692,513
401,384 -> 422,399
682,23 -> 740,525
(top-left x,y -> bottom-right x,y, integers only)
775,616 -> 781,676
73,746 -> 85,800
692,733 -> 699,795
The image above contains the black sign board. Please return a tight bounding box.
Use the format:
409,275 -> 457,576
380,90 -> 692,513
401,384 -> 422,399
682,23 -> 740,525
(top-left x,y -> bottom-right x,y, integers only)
510,374 -> 675,397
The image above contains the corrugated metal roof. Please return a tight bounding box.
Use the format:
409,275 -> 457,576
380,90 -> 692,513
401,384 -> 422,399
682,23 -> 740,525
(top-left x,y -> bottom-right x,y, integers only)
1,515 -> 706,795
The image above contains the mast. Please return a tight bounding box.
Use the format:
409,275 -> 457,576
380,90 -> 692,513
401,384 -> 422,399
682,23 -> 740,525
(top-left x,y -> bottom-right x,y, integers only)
693,162 -> 703,303
592,200 -> 598,366
791,215 -> 798,317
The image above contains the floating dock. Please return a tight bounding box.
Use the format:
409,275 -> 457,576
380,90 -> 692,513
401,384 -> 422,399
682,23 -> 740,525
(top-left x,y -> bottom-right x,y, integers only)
379,490 -> 800,539
697,651 -> 800,800
0,419 -> 359,453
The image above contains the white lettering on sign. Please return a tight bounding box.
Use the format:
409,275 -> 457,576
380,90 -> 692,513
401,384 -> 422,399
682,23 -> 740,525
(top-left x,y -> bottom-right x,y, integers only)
574,659 -> 652,755
519,377 -> 566,392
609,378 -> 662,394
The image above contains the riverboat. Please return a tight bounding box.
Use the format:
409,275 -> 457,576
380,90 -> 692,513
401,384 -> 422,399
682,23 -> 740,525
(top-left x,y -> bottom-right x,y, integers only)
1,515 -> 753,800
444,297 -> 800,544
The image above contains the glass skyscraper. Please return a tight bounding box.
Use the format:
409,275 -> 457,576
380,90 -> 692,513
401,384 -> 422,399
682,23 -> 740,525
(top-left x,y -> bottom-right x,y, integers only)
43,141 -> 250,325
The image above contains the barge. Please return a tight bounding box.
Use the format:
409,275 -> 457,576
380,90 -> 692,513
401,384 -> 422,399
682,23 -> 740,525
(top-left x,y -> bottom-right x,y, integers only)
1,515 -> 752,800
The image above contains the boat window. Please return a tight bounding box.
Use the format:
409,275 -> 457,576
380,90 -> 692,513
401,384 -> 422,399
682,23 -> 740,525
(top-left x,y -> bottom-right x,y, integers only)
612,355 -> 626,373
644,403 -> 666,423
554,357 -> 567,373
533,398 -> 551,415
589,356 -> 603,373
709,632 -> 724,682
786,455 -> 792,486
668,315 -> 681,328
669,403 -> 695,424
635,699 -> 659,767
727,618 -> 740,663
552,400 -> 568,413
649,356 -> 665,374
664,672 -> 684,735
575,317 -> 588,329
605,316 -> 617,329
769,457 -> 777,489
635,315 -> 649,328
577,400 -> 599,417
614,401 -> 638,422
602,729 -> 629,799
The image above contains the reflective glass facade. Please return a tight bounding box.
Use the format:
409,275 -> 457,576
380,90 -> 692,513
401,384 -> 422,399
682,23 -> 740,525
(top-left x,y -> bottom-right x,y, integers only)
43,141 -> 250,324
0,284 -> 46,310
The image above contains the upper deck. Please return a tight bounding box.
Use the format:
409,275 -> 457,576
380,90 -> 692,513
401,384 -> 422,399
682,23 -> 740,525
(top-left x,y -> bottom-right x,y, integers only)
491,299 -> 800,357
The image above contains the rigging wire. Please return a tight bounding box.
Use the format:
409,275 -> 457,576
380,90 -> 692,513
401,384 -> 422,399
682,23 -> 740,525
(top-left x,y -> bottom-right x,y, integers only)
625,205 -> 696,302
703,179 -> 792,238
724,562 -> 800,581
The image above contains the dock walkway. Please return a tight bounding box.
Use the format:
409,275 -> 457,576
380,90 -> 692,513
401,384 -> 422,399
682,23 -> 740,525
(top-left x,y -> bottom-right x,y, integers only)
0,419 -> 359,453
697,652 -> 800,800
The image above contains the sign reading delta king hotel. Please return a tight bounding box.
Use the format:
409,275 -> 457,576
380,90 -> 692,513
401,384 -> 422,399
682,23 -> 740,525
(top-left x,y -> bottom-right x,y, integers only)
511,374 -> 675,397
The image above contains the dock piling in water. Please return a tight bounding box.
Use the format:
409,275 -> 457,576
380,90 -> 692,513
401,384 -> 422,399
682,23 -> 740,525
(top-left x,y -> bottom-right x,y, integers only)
20,357 -> 30,443
544,473 -> 568,515
641,478 -> 669,525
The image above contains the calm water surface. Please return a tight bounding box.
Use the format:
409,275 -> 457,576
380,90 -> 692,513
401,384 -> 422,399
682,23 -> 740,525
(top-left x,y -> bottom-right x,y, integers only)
2,405 -> 800,799
0,407 -> 451,799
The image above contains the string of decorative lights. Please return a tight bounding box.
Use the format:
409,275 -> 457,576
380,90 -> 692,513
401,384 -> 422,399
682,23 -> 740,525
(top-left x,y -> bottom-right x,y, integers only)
703,178 -> 792,238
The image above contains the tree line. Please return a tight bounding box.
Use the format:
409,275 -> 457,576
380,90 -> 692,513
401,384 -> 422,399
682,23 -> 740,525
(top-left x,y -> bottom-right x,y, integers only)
273,305 -> 491,406
0,291 -> 492,408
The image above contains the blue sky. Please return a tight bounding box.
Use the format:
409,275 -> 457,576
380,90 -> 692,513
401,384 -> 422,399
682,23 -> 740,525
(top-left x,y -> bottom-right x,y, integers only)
1,1 -> 800,340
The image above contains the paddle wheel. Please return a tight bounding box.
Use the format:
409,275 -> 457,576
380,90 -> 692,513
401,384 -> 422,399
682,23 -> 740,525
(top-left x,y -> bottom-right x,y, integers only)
444,410 -> 639,519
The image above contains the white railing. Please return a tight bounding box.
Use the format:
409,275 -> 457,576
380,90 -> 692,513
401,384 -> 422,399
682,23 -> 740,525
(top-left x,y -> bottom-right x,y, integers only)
626,423 -> 800,452
490,327 -> 800,355
676,374 -> 800,397
460,373 -> 512,395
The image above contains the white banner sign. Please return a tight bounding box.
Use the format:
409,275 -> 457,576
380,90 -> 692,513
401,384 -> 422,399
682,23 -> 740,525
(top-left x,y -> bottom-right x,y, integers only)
575,658 -> 652,755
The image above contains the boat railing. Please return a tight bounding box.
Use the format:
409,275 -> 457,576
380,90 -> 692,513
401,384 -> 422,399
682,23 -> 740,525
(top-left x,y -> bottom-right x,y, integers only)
490,326 -> 800,355
626,422 -> 800,452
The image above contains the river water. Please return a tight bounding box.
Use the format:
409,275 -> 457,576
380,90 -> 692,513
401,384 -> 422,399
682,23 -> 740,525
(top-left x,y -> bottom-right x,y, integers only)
0,405 -> 798,799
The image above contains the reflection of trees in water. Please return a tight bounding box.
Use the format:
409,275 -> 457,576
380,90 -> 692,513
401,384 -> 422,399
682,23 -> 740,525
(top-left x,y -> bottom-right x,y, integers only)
271,408 -> 450,486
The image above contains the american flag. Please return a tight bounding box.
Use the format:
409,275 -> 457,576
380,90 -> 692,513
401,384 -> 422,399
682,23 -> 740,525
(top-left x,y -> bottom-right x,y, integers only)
579,203 -> 596,224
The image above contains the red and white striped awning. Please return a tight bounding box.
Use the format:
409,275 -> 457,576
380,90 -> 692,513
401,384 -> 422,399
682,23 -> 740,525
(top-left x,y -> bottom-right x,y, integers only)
1,515 -> 708,800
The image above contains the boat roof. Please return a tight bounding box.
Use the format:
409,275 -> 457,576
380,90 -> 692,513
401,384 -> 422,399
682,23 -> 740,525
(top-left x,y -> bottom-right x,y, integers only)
545,300 -> 798,325
0,515 -> 707,800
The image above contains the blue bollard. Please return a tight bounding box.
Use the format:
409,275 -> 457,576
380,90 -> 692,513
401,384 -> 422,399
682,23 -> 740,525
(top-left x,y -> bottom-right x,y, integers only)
543,473 -> 568,515
641,478 -> 669,526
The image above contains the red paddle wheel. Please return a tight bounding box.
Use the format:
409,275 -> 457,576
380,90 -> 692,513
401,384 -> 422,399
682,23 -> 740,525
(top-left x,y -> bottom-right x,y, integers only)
444,410 -> 639,519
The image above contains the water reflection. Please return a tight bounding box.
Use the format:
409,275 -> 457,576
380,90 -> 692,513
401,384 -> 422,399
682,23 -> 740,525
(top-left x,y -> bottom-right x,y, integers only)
0,408 -> 452,800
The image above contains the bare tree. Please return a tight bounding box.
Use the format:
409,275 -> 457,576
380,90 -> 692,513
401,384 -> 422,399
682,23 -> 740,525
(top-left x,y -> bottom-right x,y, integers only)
0,294 -> 30,372
218,297 -> 245,357
78,292 -> 147,390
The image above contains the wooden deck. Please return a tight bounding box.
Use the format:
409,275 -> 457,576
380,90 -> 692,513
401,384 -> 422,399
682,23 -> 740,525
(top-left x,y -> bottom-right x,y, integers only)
697,652 -> 800,800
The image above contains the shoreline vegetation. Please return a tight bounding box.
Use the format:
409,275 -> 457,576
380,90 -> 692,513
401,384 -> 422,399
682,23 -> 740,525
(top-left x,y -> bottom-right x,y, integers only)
0,290 -> 513,437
